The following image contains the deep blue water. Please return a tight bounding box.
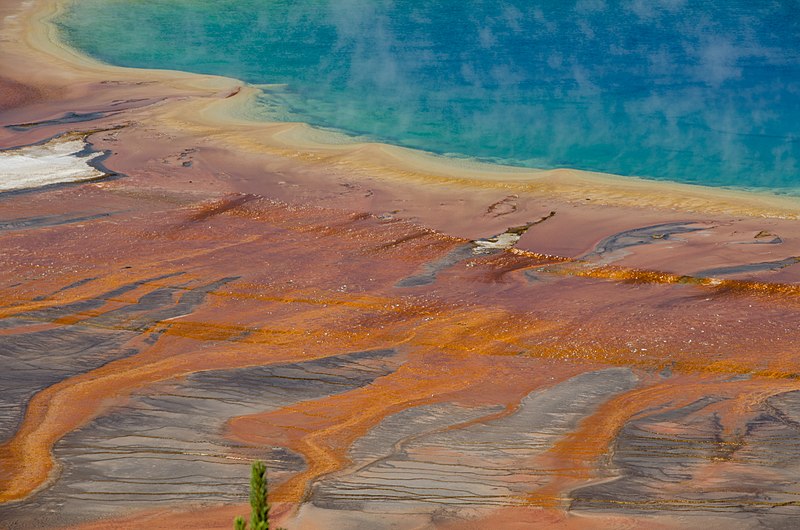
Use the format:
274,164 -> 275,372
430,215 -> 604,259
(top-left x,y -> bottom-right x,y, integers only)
57,0 -> 800,190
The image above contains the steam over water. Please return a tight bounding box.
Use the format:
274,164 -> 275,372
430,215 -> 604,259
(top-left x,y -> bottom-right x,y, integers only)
58,0 -> 800,190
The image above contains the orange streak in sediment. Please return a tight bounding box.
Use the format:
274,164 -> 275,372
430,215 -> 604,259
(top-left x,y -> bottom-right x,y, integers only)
0,329 -> 391,503
0,274 -> 183,321
227,352 -> 585,504
527,375 -> 800,507
2,197 -> 798,515
546,262 -> 800,297
0,259 -> 536,503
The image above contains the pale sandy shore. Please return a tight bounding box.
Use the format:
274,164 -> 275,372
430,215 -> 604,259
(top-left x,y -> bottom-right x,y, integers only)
1,0 -> 798,220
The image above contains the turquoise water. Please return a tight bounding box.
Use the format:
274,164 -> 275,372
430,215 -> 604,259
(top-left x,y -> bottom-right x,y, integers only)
57,0 -> 800,190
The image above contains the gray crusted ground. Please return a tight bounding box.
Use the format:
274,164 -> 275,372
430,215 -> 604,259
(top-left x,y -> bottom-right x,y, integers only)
0,349 -> 403,528
570,390 -> 800,529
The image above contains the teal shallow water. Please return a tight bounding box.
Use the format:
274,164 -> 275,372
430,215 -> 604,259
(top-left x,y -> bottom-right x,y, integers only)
56,0 -> 800,191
